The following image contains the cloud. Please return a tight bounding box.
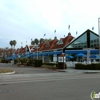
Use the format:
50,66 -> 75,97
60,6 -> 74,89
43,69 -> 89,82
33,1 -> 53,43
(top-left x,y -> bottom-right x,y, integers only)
0,0 -> 100,48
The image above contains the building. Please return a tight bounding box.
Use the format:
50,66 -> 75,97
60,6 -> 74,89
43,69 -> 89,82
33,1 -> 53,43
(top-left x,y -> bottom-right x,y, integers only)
7,29 -> 99,62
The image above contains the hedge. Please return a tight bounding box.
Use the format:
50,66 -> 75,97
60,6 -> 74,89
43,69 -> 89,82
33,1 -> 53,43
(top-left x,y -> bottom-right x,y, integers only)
34,60 -> 42,67
75,63 -> 100,70
43,63 -> 58,68
43,62 -> 67,69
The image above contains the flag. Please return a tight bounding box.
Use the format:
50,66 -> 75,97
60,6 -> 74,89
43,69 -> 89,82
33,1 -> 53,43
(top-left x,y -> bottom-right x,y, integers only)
76,31 -> 78,35
54,30 -> 56,33
92,27 -> 94,30
44,34 -> 46,36
68,25 -> 70,29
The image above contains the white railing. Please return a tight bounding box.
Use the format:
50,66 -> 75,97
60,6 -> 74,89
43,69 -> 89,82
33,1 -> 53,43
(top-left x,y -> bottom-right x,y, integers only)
66,61 -> 100,67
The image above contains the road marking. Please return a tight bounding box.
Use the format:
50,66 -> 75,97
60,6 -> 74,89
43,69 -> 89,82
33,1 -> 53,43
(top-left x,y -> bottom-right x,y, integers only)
0,74 -> 100,84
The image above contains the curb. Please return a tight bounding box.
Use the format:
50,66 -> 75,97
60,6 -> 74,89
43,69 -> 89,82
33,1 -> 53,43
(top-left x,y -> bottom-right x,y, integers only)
84,71 -> 100,74
0,71 -> 15,75
58,70 -> 66,72
46,68 -> 66,72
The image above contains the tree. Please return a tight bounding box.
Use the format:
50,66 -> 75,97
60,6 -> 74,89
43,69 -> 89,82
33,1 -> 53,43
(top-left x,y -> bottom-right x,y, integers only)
9,40 -> 17,55
31,41 -> 35,45
44,38 -> 52,42
40,38 -> 44,43
34,38 -> 39,44
47,38 -> 52,42
9,40 -> 13,55
9,41 -> 13,48
13,40 -> 17,49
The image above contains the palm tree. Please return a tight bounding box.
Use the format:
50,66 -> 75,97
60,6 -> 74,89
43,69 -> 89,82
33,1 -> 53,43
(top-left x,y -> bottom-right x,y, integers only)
13,40 -> 17,49
9,40 -> 13,55
9,40 -> 17,55
9,41 -> 13,48
48,38 -> 52,42
40,38 -> 44,43
31,40 -> 35,45
34,38 -> 39,44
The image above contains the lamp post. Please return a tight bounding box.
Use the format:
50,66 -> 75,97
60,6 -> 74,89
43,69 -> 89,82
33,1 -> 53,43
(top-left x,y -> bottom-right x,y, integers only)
98,18 -> 100,62
34,43 -> 39,60
37,45 -> 38,60
8,52 -> 10,57
2,53 -> 3,58
5,52 -> 6,59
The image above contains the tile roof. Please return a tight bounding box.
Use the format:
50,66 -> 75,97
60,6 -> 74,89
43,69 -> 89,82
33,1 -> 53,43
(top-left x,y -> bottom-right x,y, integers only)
39,39 -> 58,51
14,34 -> 74,54
50,35 -> 74,50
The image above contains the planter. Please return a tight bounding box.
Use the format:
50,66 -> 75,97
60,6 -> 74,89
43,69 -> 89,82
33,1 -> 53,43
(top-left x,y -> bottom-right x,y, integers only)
24,63 -> 27,67
17,63 -> 20,67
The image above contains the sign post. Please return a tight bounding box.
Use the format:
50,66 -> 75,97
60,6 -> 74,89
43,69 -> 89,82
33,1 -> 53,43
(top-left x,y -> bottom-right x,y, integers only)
58,53 -> 66,69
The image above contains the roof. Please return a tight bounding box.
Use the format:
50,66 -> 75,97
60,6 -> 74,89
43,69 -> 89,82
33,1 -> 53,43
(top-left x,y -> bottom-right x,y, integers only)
39,39 -> 58,51
51,35 -> 74,50
64,29 -> 99,49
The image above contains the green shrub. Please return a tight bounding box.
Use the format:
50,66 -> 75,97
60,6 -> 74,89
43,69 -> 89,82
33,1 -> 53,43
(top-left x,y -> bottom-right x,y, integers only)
42,64 -> 57,69
34,60 -> 42,67
27,59 -> 35,66
14,59 -> 18,64
1,59 -> 5,63
14,58 -> 22,64
75,63 -> 100,70
0,59 -> 10,63
64,63 -> 67,69
5,59 -> 10,63
75,63 -> 82,69
95,63 -> 100,70
43,63 -> 58,68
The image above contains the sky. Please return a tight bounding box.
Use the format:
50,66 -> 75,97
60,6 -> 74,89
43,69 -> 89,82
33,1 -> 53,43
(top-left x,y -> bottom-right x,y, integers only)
0,0 -> 100,49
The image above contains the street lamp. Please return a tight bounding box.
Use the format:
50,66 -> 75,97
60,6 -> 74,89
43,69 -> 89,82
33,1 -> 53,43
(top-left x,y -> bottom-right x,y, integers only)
98,18 -> 100,62
34,43 -> 39,60
2,53 -> 3,58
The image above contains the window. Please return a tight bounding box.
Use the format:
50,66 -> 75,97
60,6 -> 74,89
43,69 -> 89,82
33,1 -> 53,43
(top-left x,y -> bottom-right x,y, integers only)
57,39 -> 63,45
90,32 -> 99,48
45,42 -> 50,47
67,32 -> 87,48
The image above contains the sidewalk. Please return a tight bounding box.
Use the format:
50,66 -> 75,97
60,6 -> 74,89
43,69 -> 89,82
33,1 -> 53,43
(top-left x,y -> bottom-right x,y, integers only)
0,63 -> 100,74
58,67 -> 100,74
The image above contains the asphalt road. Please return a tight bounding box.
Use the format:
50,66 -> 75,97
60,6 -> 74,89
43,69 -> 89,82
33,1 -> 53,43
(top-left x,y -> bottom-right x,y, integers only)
0,63 -> 100,100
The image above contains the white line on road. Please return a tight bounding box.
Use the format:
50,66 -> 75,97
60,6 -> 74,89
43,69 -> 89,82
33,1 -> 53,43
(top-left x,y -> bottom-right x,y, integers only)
0,74 -> 100,84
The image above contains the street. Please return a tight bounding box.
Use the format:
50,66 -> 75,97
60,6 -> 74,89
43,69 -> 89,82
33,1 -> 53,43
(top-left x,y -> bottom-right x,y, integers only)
0,72 -> 100,100
0,63 -> 100,100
